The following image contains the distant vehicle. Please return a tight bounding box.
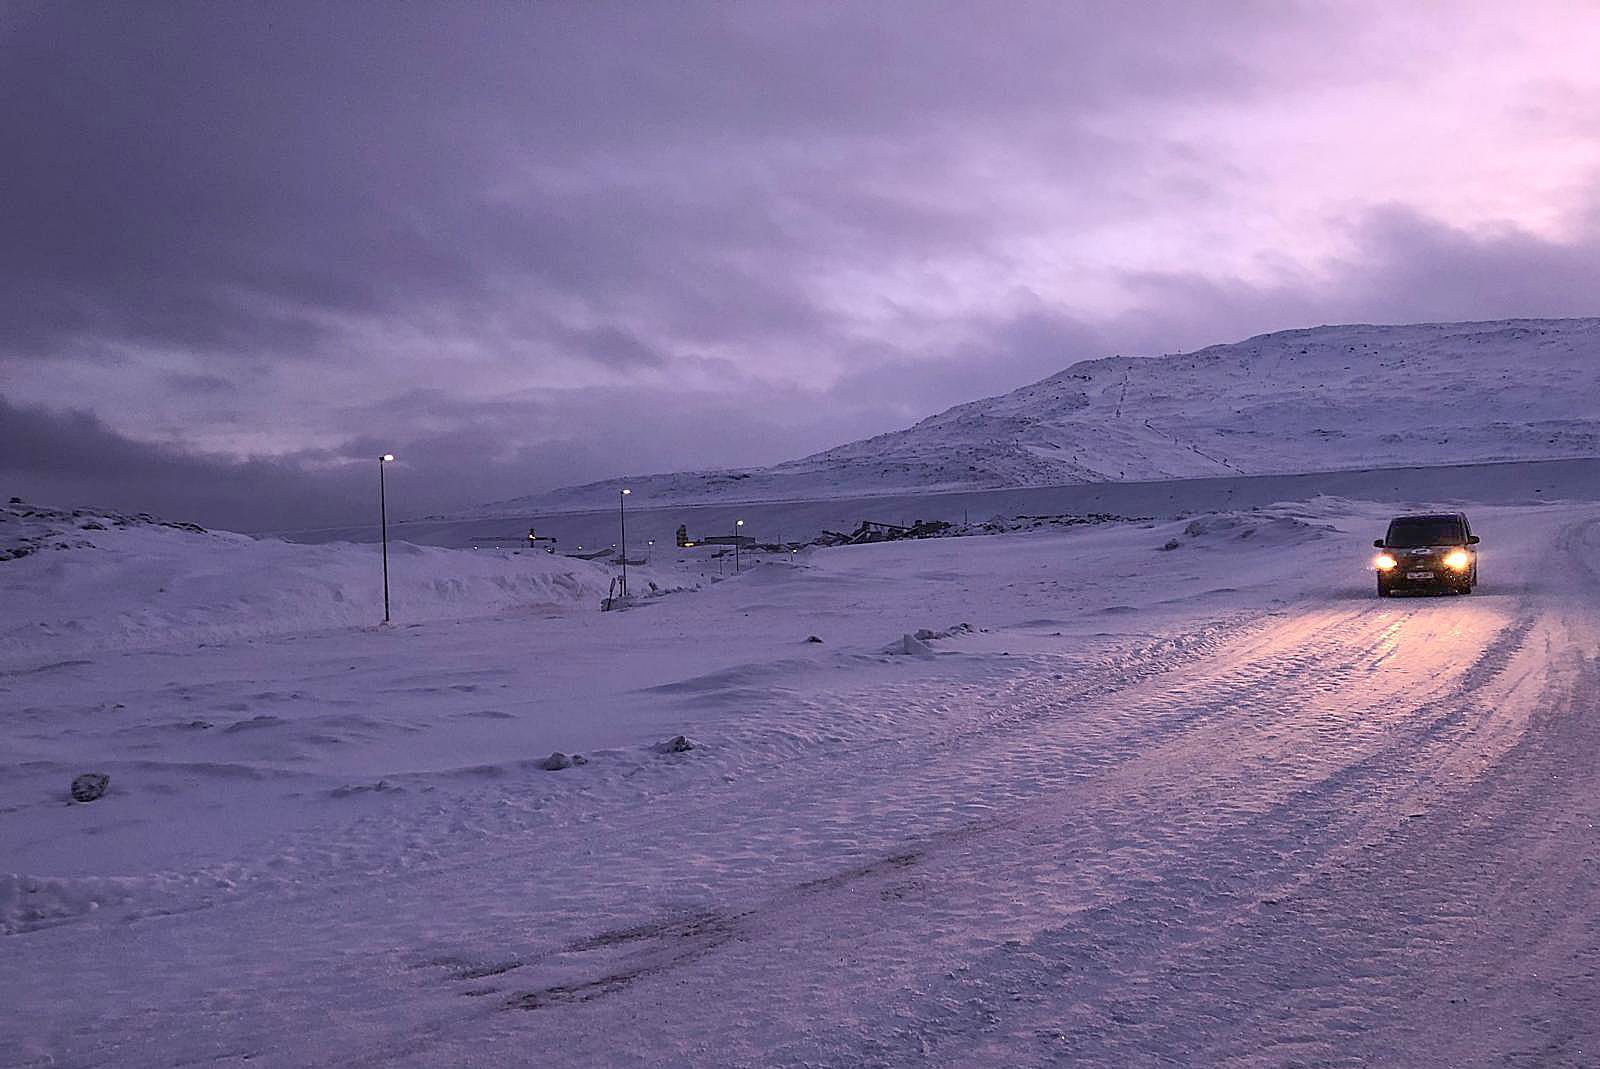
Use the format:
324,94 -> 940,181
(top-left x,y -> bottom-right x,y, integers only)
1373,513 -> 1479,596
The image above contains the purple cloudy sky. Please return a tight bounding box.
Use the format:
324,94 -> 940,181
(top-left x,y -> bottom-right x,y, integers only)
4,2 -> 1600,530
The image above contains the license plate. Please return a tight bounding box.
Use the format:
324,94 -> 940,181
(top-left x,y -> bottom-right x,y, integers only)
1406,571 -> 1433,580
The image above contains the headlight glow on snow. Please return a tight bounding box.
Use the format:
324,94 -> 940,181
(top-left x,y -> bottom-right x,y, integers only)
1374,553 -> 1397,571
1444,549 -> 1471,570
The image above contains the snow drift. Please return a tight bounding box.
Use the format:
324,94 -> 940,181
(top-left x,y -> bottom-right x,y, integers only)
0,502 -> 614,662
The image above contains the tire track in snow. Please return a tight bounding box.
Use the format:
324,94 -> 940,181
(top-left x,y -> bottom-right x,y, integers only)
863,610 -> 1545,1068
337,604 -> 1428,1064
726,532 -> 1581,1069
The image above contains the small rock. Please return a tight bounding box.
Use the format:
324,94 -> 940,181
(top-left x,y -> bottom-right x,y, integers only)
570,753 -> 589,766
654,734 -> 695,754
330,779 -> 403,798
805,635 -> 824,644
1160,539 -> 1182,551
884,633 -> 936,658
538,752 -> 574,771
70,773 -> 110,803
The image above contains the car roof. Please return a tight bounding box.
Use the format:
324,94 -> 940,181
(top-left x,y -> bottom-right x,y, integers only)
1389,513 -> 1466,523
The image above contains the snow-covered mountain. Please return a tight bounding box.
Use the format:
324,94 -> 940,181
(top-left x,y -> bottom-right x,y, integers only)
477,318 -> 1600,514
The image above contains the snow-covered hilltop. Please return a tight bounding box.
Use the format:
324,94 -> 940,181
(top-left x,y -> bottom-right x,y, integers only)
476,318 -> 1600,514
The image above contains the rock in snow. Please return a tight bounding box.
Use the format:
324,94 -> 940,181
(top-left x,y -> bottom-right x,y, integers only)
330,780 -> 403,798
538,752 -> 587,771
70,773 -> 109,803
654,735 -> 695,754
885,633 -> 937,657
913,622 -> 975,641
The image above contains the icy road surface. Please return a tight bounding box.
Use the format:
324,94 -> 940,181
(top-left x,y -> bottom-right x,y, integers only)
3,499 -> 1599,1067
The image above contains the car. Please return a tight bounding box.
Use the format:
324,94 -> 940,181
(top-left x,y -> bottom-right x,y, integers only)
1373,512 -> 1479,596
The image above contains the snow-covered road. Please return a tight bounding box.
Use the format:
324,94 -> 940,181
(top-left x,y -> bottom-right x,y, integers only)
5,500 -> 1599,1067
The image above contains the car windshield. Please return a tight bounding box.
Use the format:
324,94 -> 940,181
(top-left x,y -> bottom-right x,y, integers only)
1386,519 -> 1466,547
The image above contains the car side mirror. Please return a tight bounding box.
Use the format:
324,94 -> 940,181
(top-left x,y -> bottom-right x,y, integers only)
1468,535 -> 1480,544
1373,539 -> 1385,548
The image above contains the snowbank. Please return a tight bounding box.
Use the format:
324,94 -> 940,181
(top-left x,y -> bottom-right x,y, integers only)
0,502 -> 614,663
1160,508 -> 1338,550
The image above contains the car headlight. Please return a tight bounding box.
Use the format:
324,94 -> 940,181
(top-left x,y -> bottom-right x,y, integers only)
1374,553 -> 1397,571
1444,549 -> 1471,570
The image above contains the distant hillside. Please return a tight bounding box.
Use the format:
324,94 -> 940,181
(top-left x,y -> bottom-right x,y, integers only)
472,318 -> 1600,515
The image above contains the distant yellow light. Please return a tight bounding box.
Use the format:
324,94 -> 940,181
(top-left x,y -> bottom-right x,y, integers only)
1374,553 -> 1397,571
621,488 -> 631,496
1444,549 -> 1471,570
380,453 -> 395,463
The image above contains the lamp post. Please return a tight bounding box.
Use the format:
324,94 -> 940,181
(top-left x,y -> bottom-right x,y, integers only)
378,454 -> 395,623
735,518 -> 745,573
619,488 -> 631,595
646,539 -> 654,564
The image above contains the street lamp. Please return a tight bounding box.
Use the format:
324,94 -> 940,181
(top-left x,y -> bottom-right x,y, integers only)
735,518 -> 745,573
378,454 -> 395,623
619,488 -> 631,595
647,539 -> 654,564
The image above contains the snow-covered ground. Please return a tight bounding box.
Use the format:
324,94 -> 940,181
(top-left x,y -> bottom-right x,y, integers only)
1,502 -> 620,662
6,489 -> 1600,1066
473,318 -> 1600,513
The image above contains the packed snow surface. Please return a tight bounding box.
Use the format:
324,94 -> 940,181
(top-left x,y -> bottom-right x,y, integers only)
476,318 -> 1600,513
6,487 -> 1600,1067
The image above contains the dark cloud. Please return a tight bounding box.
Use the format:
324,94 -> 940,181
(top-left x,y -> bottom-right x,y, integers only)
0,380 -> 899,531
821,308 -> 1111,426
557,326 -> 666,371
0,1 -> 1281,361
0,394 -> 361,529
0,391 -> 603,530
1113,201 -> 1600,356
159,372 -> 239,396
1337,205 -> 1600,324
